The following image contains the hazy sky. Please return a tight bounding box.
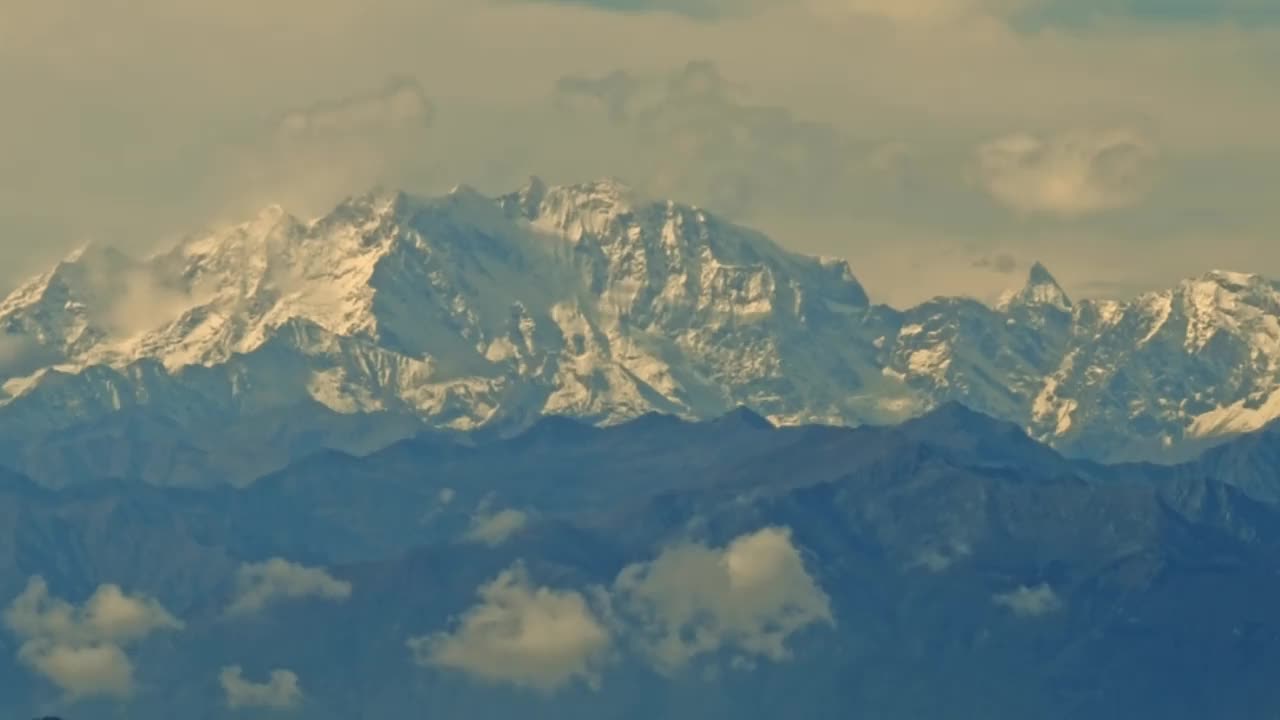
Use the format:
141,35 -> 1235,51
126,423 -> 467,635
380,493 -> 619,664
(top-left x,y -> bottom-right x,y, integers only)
1,0 -> 1276,306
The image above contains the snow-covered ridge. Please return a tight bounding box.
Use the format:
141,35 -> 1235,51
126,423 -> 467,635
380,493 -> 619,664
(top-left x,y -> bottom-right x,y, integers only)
1,177 -> 1278,461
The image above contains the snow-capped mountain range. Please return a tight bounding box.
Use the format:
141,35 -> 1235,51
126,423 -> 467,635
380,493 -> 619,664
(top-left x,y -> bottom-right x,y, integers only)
2,177 -> 1279,463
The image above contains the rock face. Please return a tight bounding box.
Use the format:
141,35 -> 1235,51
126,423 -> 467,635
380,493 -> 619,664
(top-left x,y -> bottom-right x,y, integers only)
3,177 -> 1280,470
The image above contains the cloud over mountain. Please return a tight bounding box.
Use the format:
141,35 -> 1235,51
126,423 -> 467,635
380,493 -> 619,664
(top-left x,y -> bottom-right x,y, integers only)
613,527 -> 833,672
993,583 -> 1064,617
410,564 -> 613,692
464,508 -> 532,547
220,665 -> 304,709
414,526 -> 833,690
227,559 -> 353,616
3,577 -> 182,698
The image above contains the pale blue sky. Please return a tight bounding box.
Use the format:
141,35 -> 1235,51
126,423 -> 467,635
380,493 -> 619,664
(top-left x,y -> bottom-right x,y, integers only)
1,0 -> 1276,306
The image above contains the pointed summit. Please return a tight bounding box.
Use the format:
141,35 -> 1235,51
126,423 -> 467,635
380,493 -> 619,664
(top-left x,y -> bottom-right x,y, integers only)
563,177 -> 643,210
713,405 -> 775,431
507,176 -> 549,220
1027,261 -> 1058,288
521,175 -> 548,203
998,261 -> 1071,312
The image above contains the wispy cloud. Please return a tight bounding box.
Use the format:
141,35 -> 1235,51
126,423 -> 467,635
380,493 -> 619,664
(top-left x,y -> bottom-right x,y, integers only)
908,540 -> 973,572
0,333 -> 57,379
993,583 -> 1063,617
274,76 -> 434,139
971,253 -> 1020,275
226,558 -> 352,616
463,506 -> 532,546
207,76 -> 438,221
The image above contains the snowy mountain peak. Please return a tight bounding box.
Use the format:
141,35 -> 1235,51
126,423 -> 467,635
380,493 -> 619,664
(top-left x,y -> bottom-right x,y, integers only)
61,240 -> 132,266
997,261 -> 1072,312
511,176 -> 650,241
1195,270 -> 1278,300
3,179 -> 1280,465
1176,269 -> 1280,320
0,180 -> 881,429
577,175 -> 638,200
447,183 -> 489,202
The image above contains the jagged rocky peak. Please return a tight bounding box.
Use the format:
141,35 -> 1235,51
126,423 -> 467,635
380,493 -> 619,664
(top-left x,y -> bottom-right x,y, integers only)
304,188 -> 416,240
814,256 -> 870,309
10,177 -> 1280,462
997,261 -> 1071,312
514,176 -> 653,240
162,203 -> 307,282
1166,269 -> 1280,321
1185,269 -> 1280,308
1202,269 -> 1265,289
507,175 -> 549,219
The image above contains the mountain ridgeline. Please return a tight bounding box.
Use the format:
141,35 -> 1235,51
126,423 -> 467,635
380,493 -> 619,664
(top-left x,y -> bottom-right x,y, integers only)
4,406 -> 1280,717
2,179 -> 1280,483
5,180 -> 1280,718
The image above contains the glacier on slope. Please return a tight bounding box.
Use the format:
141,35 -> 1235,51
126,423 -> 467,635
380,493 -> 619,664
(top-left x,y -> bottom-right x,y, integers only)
2,177 -> 1279,467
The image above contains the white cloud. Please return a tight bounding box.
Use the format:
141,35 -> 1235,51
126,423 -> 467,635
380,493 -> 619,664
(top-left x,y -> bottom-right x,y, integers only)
409,564 -> 611,692
613,527 -> 832,672
20,642 -> 135,699
993,583 -> 1063,617
412,527 -> 831,689
227,558 -> 352,616
3,577 -> 182,699
5,577 -> 183,647
220,665 -> 304,710
977,129 -> 1158,217
908,540 -> 973,573
910,548 -> 956,573
464,508 -> 531,546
